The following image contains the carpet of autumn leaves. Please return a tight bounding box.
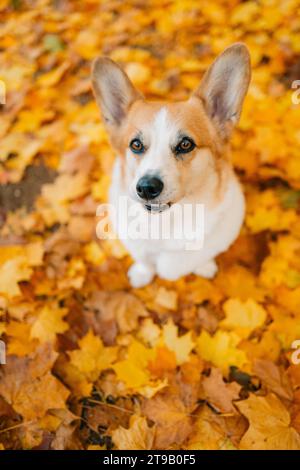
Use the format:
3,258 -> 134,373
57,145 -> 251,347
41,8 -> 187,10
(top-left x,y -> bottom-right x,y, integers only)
1,0 -> 300,451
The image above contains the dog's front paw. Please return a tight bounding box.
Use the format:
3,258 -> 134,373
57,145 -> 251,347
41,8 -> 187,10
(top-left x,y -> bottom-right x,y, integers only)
128,262 -> 155,288
194,260 -> 218,279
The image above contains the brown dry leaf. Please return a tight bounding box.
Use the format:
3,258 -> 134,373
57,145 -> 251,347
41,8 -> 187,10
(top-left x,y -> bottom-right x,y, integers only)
142,393 -> 193,449
85,291 -> 148,335
237,394 -> 300,450
201,367 -> 241,414
197,306 -> 219,334
253,359 -> 293,401
19,421 -> 44,449
59,145 -> 95,175
112,416 -> 155,450
0,345 -> 69,420
50,409 -> 82,450
185,406 -> 234,450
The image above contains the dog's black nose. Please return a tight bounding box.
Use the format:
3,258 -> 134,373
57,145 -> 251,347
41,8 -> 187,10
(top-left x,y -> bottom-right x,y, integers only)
136,176 -> 164,200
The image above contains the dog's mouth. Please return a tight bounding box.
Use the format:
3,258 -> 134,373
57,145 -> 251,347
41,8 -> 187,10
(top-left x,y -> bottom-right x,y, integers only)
144,202 -> 172,213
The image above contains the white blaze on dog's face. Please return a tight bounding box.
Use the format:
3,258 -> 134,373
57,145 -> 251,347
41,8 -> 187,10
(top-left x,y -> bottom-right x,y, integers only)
92,44 -> 250,212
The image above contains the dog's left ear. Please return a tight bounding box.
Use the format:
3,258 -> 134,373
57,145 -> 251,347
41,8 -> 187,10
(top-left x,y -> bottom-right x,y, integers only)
91,57 -> 143,128
193,43 -> 251,139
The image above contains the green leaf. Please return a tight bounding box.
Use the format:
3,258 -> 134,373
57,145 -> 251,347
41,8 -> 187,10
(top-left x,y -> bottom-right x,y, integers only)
43,34 -> 65,53
277,187 -> 300,209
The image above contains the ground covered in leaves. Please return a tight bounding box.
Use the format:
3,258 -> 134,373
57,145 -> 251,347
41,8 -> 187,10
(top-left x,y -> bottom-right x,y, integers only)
1,0 -> 300,450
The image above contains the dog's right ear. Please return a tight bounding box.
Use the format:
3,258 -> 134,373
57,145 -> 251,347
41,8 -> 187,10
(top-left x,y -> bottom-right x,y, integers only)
91,57 -> 142,128
193,43 -> 251,140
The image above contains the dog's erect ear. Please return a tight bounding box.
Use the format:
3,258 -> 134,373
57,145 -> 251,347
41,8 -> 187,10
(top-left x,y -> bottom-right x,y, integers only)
91,57 -> 142,127
193,43 -> 251,139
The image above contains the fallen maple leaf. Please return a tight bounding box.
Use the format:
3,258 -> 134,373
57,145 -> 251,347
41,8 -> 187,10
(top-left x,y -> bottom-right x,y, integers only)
197,330 -> 248,374
201,367 -> 241,414
31,305 -> 69,343
239,330 -> 281,363
253,358 -> 293,401
68,330 -> 118,382
112,339 -> 155,390
0,256 -> 32,298
162,319 -> 195,365
185,406 -> 235,450
0,345 -> 69,421
221,298 -> 267,339
143,393 -> 193,449
6,321 -> 38,356
112,416 -> 155,450
237,393 -> 300,450
85,291 -> 148,335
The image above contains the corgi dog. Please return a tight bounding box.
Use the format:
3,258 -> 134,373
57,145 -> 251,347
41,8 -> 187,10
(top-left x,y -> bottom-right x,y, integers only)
92,43 -> 251,288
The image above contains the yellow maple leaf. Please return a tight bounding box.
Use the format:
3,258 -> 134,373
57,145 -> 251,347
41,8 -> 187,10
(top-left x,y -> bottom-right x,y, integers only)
162,319 -> 195,365
246,190 -> 297,234
216,265 -> 266,302
31,305 -> 69,343
69,330 -> 118,382
112,416 -> 155,450
0,256 -> 32,298
113,340 -> 154,388
260,235 -> 300,290
221,298 -> 267,339
237,394 -> 300,450
7,321 -> 38,356
239,330 -> 281,363
0,242 -> 44,299
196,330 -> 248,374
83,241 -> 106,265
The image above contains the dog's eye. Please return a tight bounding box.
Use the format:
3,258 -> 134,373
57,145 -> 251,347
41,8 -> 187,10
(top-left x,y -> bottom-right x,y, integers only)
175,137 -> 195,154
129,138 -> 145,154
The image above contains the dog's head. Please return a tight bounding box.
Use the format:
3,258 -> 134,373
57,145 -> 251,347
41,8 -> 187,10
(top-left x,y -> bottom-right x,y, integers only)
92,44 -> 250,212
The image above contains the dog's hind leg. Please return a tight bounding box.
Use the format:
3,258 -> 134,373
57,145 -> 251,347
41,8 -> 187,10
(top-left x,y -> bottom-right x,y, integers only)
193,259 -> 218,279
128,262 -> 155,288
